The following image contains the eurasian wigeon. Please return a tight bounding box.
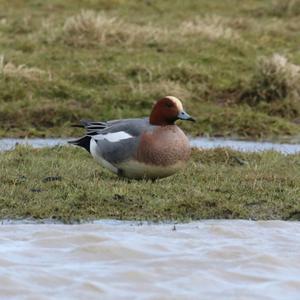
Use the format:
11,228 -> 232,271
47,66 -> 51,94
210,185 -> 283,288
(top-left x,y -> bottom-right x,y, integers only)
69,96 -> 195,179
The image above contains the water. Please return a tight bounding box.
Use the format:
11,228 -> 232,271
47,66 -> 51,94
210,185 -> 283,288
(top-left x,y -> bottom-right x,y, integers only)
0,138 -> 68,152
0,220 -> 300,300
1,137 -> 300,153
190,138 -> 300,154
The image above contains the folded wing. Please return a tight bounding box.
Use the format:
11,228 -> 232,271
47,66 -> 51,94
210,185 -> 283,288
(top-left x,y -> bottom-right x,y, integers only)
69,118 -> 152,166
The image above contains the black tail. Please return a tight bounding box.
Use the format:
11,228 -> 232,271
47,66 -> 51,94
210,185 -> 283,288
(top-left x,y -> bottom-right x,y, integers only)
68,136 -> 91,153
71,120 -> 107,130
71,120 -> 93,128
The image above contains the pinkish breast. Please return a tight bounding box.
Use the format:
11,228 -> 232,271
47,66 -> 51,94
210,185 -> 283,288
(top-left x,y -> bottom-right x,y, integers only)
136,125 -> 191,166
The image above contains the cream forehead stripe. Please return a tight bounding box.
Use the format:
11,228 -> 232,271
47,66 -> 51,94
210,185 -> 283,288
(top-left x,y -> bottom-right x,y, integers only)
165,96 -> 183,111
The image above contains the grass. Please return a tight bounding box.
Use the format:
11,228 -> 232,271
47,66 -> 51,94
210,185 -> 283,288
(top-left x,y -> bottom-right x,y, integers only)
1,1 -> 299,223
239,54 -> 300,105
0,0 -> 300,139
0,146 -> 299,222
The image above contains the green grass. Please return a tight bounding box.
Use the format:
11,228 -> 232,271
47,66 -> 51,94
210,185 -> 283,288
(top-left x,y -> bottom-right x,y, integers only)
1,146 -> 299,222
0,0 -> 300,139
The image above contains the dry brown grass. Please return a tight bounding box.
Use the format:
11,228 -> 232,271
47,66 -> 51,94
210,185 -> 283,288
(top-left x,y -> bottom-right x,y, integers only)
239,54 -> 300,106
63,10 -> 168,46
0,55 -> 49,81
62,11 -> 240,47
180,16 -> 239,40
63,10 -> 123,44
258,54 -> 300,98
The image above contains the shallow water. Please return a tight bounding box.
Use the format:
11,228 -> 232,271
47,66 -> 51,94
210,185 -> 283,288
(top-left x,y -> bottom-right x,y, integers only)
190,138 -> 300,154
0,138 -> 67,152
1,220 -> 300,300
1,137 -> 300,153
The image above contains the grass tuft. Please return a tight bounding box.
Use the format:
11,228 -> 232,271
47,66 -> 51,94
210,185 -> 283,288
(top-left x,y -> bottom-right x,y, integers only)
180,16 -> 239,41
63,10 -> 124,45
240,54 -> 300,105
0,55 -> 49,81
63,10 -> 167,47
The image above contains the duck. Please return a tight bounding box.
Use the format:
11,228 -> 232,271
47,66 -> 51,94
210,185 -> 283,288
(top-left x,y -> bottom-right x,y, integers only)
69,96 -> 195,180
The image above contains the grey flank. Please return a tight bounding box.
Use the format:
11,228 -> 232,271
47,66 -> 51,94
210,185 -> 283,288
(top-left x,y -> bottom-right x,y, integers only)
71,118 -> 156,164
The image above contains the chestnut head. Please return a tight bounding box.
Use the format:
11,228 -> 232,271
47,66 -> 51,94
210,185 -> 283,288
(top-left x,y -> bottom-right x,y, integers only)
149,96 -> 195,126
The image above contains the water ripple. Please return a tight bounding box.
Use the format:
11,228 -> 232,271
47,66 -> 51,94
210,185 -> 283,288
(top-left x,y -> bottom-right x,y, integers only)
0,220 -> 300,299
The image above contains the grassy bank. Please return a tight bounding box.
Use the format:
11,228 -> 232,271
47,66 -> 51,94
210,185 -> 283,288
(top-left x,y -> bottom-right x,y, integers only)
1,146 -> 299,222
0,0 -> 300,139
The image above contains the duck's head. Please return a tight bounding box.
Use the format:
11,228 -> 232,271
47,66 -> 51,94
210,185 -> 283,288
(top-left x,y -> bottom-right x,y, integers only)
149,96 -> 195,126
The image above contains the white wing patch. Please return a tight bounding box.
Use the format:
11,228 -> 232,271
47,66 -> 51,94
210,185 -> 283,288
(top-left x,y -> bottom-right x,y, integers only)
93,131 -> 133,143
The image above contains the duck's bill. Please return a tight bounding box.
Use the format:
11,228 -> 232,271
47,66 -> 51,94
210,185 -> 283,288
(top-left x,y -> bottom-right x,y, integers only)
177,110 -> 196,122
